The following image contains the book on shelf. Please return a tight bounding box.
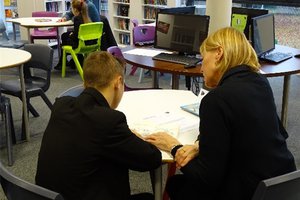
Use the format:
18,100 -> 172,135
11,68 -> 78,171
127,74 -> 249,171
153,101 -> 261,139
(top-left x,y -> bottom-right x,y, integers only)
46,2 -> 59,12
117,4 -> 130,16
144,0 -> 167,5
116,0 -> 130,3
144,7 -> 158,20
119,33 -> 130,45
118,19 -> 129,30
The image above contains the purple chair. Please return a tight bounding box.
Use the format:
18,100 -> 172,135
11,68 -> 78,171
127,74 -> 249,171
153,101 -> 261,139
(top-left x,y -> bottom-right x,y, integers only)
30,11 -> 59,44
130,19 -> 156,82
107,46 -> 156,91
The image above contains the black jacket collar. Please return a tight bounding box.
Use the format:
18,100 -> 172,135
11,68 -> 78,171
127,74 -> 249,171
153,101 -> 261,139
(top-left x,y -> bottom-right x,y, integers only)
81,87 -> 110,108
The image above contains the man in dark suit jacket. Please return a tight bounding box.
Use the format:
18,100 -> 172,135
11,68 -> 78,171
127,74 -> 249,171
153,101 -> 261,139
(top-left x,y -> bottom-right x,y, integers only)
35,51 -> 162,200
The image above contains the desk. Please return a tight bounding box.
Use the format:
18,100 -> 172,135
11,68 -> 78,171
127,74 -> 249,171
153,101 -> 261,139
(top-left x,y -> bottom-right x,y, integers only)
123,46 -> 202,89
7,17 -> 73,56
117,89 -> 200,200
122,45 -> 300,128
0,48 -> 31,141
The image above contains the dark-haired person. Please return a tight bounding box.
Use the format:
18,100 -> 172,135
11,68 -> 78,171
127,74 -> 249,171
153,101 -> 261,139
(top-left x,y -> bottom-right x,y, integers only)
36,51 -> 161,200
145,27 -> 296,200
54,0 -> 92,70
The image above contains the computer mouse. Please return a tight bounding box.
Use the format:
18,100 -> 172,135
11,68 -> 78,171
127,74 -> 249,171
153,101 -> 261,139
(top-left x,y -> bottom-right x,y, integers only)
294,54 -> 300,58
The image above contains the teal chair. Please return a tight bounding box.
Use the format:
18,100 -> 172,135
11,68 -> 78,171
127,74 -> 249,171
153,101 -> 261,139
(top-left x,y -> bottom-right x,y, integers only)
62,22 -> 103,80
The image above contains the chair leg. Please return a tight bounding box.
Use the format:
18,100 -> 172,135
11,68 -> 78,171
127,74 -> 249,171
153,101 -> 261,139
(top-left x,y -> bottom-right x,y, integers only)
40,92 -> 53,110
62,49 -> 67,78
70,51 -> 84,80
28,102 -> 39,117
138,68 -> 144,83
130,66 -> 138,76
4,100 -> 14,166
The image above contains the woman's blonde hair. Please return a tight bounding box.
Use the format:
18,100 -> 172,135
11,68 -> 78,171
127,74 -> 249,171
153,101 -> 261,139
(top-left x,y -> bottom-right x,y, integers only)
71,0 -> 91,23
83,51 -> 125,90
200,27 -> 260,76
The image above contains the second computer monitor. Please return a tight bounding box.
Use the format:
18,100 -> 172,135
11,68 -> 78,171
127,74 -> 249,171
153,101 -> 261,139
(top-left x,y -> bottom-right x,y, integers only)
251,13 -> 275,57
154,13 -> 210,55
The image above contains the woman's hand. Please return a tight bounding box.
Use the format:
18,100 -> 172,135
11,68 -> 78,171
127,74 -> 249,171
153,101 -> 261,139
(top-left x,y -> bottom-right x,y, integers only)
175,142 -> 199,169
145,132 -> 180,152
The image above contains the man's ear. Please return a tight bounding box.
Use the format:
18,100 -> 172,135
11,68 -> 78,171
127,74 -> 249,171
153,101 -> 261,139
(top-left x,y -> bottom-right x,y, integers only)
114,75 -> 123,89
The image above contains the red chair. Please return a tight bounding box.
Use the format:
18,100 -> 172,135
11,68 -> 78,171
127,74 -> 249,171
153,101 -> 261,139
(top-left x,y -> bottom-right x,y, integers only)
30,11 -> 59,44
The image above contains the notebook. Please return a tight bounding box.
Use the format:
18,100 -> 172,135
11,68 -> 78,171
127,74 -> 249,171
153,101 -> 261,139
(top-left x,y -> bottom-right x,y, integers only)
180,88 -> 209,116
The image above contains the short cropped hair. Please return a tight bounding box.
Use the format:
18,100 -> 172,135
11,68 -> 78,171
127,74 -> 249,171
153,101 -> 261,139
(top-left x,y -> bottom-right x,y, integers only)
83,51 -> 125,90
200,27 -> 260,76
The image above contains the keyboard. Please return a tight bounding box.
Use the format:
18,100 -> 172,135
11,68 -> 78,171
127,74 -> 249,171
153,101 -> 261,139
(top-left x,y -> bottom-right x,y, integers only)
260,52 -> 292,63
152,53 -> 202,66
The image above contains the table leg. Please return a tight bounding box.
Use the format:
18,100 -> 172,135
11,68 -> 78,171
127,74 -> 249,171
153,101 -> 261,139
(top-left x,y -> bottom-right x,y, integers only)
19,65 -> 30,141
27,28 -> 31,43
281,75 -> 290,128
12,22 -> 16,41
57,27 -> 61,58
171,74 -> 180,89
154,166 -> 162,200
152,71 -> 160,89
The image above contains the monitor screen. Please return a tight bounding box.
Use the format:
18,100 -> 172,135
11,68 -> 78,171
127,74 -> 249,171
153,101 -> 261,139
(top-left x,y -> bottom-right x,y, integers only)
158,6 -> 196,15
154,13 -> 210,55
251,13 -> 275,57
231,7 -> 269,39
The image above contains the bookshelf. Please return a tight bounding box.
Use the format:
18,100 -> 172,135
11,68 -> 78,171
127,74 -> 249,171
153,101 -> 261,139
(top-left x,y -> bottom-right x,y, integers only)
3,0 -> 18,33
100,0 -> 108,17
108,0 -> 180,45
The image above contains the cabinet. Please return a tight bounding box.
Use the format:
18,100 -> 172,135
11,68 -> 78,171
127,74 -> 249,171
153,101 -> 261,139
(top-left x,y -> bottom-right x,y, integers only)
108,0 -> 180,45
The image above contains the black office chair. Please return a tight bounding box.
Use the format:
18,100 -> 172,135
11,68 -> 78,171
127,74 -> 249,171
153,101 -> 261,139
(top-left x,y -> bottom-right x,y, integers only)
1,44 -> 54,118
251,170 -> 300,200
0,92 -> 16,166
0,161 -> 64,200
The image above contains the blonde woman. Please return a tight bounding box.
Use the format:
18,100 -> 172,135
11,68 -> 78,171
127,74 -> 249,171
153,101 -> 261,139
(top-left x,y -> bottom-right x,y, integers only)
146,27 -> 296,200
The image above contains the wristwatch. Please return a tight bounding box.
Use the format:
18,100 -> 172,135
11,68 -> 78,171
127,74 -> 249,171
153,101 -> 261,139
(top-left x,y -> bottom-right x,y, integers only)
171,144 -> 183,157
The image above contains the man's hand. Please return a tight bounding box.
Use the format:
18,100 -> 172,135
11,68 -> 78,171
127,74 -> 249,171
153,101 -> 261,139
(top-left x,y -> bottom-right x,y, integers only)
145,132 -> 180,152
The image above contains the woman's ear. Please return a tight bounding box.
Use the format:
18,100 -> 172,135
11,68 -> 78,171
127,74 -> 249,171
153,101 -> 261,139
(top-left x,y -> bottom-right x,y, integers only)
216,46 -> 224,61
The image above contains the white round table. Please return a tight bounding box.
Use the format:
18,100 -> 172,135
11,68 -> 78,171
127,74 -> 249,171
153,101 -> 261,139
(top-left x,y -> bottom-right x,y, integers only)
0,47 -> 32,141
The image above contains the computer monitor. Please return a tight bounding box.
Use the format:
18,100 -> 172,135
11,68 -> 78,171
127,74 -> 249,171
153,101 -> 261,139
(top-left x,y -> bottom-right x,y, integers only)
154,13 -> 210,55
231,7 -> 269,39
158,6 -> 196,15
251,13 -> 275,57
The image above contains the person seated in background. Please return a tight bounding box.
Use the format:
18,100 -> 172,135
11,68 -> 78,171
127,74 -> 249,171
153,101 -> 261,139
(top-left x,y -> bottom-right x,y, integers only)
145,27 -> 296,200
36,51 -> 162,200
59,0 -> 100,23
54,0 -> 91,70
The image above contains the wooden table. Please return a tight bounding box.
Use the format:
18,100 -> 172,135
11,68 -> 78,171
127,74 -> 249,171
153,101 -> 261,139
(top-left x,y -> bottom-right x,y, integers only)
0,47 -> 31,141
123,46 -> 202,89
117,89 -> 199,200
122,45 -> 300,128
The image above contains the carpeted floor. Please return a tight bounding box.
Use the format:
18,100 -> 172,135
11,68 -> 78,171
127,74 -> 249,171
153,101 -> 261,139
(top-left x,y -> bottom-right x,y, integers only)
1,10 -> 300,199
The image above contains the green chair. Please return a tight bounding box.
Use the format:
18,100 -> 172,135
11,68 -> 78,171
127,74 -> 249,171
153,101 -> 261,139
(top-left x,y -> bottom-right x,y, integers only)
62,22 -> 103,80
